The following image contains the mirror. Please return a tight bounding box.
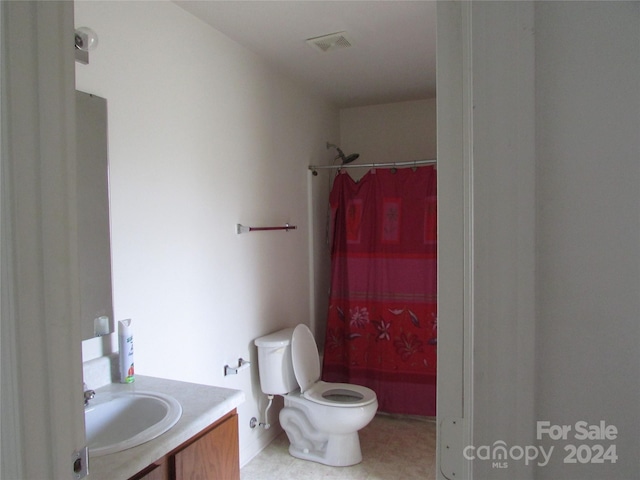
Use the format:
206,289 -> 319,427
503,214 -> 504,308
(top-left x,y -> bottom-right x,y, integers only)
76,90 -> 115,340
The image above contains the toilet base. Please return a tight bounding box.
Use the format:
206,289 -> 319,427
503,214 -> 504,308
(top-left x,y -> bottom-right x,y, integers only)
280,404 -> 367,467
288,431 -> 362,467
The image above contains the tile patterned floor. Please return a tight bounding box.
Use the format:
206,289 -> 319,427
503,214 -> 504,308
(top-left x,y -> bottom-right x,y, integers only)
241,414 -> 437,480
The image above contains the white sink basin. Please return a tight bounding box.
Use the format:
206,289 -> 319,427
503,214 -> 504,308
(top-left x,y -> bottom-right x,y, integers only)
85,390 -> 182,457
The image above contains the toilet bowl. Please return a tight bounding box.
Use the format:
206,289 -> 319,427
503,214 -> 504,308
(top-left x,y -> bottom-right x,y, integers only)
254,324 -> 378,466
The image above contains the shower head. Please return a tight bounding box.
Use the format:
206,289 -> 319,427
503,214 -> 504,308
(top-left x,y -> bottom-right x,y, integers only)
341,152 -> 360,164
326,142 -> 360,165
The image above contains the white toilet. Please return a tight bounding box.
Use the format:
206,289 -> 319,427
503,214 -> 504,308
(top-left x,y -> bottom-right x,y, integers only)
254,324 -> 378,467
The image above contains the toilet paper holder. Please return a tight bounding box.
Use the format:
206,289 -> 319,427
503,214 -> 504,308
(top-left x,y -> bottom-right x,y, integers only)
224,358 -> 250,376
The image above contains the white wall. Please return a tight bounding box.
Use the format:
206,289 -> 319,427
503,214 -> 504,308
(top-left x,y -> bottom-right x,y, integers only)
75,0 -> 338,466
534,3 -> 640,479
338,99 -> 437,181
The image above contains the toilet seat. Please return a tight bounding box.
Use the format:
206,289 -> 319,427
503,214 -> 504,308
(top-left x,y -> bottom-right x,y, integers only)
291,324 -> 377,408
303,381 -> 377,407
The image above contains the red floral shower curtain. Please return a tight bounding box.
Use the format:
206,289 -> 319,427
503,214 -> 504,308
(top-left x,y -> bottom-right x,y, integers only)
322,166 -> 437,416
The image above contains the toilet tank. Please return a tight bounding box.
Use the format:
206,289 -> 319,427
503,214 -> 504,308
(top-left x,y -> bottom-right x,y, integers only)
254,328 -> 298,395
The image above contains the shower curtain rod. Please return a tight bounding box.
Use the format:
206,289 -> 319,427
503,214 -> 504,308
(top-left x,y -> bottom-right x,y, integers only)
308,158 -> 436,174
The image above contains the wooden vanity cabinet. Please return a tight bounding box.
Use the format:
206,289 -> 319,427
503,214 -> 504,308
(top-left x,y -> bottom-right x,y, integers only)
130,463 -> 165,480
128,410 -> 239,480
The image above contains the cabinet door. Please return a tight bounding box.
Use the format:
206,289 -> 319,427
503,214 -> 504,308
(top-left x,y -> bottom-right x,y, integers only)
173,414 -> 239,480
129,462 -> 167,480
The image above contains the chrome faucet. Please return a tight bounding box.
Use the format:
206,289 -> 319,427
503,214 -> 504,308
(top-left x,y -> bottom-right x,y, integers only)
83,383 -> 95,406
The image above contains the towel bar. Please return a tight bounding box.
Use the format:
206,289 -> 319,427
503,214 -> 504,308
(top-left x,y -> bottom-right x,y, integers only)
236,223 -> 296,234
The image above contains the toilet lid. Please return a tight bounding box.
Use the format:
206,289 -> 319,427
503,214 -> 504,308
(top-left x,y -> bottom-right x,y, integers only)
291,324 -> 320,393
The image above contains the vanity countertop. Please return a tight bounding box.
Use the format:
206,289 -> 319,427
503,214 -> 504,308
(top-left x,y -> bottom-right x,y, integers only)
86,375 -> 245,480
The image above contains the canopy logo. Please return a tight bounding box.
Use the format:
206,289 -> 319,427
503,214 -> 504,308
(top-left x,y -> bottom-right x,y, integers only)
463,441 -> 553,468
463,420 -> 618,469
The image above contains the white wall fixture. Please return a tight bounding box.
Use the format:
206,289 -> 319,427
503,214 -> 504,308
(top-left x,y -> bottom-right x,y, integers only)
224,358 -> 251,376
75,26 -> 98,64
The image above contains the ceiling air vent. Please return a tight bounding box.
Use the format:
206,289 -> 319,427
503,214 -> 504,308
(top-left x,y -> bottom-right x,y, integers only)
306,32 -> 353,53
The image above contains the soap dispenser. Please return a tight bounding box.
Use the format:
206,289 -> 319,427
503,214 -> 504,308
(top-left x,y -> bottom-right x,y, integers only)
118,319 -> 134,383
